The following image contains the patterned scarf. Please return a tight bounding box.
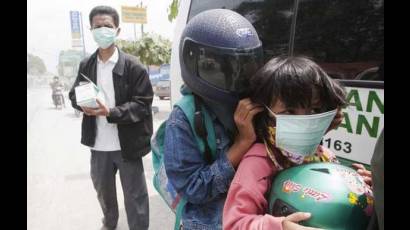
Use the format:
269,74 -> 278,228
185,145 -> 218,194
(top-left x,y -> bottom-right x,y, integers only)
264,126 -> 338,170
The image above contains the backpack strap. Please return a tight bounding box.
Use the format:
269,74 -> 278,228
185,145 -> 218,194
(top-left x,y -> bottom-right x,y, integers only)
175,94 -> 216,160
172,94 -> 217,230
193,95 -> 213,164
174,198 -> 187,230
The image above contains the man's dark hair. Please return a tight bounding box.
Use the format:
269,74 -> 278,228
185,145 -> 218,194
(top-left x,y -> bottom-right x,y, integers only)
89,5 -> 119,27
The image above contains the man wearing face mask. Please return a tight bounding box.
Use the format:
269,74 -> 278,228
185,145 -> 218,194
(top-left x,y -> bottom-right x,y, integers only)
68,5 -> 153,230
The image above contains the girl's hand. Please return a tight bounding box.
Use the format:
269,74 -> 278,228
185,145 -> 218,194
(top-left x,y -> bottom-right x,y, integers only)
327,108 -> 343,133
352,163 -> 373,187
233,98 -> 263,146
282,212 -> 325,230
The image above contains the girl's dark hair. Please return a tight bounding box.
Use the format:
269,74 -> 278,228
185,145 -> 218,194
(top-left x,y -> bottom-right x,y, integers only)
249,55 -> 347,167
89,5 -> 120,27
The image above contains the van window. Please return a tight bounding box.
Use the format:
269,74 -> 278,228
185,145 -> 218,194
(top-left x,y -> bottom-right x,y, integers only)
188,0 -> 384,82
292,0 -> 384,81
188,0 -> 236,20
189,0 -> 294,61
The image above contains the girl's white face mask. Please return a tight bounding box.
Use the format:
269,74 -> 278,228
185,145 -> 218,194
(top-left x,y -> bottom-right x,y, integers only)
265,105 -> 337,156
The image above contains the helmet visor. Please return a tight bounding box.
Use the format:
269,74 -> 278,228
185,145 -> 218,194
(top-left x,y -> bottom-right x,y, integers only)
183,39 -> 264,94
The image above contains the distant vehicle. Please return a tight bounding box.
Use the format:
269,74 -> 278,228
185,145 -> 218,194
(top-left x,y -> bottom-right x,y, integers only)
150,64 -> 170,87
154,79 -> 170,100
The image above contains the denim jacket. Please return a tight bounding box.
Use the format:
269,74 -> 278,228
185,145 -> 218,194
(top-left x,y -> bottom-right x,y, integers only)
164,105 -> 235,229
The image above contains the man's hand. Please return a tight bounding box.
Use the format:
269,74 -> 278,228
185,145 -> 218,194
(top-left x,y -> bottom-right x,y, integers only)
81,99 -> 110,117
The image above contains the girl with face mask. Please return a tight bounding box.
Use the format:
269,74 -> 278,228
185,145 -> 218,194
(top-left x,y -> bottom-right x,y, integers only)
223,56 -> 348,230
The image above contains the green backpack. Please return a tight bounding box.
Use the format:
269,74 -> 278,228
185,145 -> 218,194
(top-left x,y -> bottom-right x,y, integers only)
151,94 -> 217,230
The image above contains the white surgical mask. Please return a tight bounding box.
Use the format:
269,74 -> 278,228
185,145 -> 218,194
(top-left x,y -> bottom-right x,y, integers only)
92,27 -> 117,49
265,105 -> 337,156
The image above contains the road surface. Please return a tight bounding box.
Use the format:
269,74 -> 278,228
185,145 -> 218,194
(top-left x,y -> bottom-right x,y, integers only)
27,87 -> 174,230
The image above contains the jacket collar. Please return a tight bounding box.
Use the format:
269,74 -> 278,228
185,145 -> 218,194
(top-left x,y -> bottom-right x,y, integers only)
91,46 -> 125,76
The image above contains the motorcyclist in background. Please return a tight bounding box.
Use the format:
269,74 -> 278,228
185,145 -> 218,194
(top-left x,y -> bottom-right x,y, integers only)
50,76 -> 65,108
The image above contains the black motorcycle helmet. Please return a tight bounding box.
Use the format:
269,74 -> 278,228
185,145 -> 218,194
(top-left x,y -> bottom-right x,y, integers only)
179,9 -> 263,106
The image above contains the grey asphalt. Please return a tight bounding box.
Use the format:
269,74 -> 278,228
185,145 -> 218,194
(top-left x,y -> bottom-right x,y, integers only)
27,87 -> 174,230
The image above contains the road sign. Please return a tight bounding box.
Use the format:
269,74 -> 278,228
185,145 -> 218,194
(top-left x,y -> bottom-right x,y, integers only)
70,11 -> 83,47
121,6 -> 147,24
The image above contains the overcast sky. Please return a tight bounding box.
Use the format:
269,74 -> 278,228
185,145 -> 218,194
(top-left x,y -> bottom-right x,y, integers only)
27,0 -> 176,74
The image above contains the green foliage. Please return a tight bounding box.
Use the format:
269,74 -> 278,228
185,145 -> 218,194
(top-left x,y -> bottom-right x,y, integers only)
117,33 -> 172,67
27,53 -> 47,75
167,0 -> 179,22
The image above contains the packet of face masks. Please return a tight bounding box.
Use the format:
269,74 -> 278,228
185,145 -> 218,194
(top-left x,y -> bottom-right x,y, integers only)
75,73 -> 105,108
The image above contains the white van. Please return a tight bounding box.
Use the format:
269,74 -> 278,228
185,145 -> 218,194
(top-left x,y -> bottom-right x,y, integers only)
170,0 -> 384,167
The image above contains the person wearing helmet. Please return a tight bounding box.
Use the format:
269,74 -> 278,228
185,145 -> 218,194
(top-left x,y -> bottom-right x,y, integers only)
163,9 -> 264,229
50,76 -> 65,107
223,56 -> 355,230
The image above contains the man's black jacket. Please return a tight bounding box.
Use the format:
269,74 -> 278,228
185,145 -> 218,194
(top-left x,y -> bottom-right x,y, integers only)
69,48 -> 153,160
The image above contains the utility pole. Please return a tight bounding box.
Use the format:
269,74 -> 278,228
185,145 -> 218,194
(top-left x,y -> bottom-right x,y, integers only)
140,1 -> 144,38
79,11 -> 86,57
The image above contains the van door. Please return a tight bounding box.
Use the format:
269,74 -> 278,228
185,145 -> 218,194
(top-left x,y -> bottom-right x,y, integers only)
291,0 -> 384,166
